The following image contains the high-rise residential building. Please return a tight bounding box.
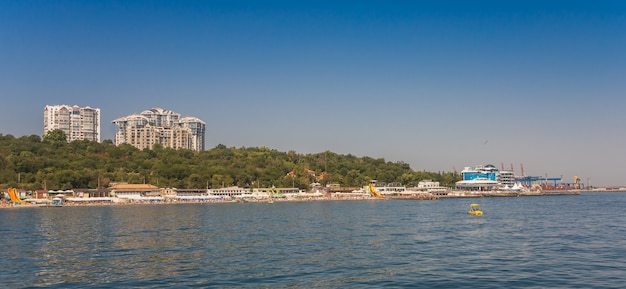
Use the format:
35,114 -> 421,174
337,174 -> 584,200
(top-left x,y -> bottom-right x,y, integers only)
179,116 -> 206,152
112,107 -> 205,151
43,105 -> 101,142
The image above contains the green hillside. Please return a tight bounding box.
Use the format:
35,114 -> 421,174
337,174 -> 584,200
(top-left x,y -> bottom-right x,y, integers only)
0,131 -> 459,191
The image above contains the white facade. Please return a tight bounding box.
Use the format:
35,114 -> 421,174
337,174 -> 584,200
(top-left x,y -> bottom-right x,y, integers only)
411,180 -> 450,194
43,105 -> 101,142
456,164 -> 520,191
179,116 -> 206,151
497,171 -> 516,187
112,107 -> 205,151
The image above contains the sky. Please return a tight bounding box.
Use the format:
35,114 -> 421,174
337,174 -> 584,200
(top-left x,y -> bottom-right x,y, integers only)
1,1 -> 625,186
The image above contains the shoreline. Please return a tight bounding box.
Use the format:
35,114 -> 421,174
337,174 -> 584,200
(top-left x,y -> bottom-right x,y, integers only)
2,189 -> 617,209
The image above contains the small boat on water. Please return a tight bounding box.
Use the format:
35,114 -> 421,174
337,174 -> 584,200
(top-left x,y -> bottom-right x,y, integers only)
468,203 -> 483,216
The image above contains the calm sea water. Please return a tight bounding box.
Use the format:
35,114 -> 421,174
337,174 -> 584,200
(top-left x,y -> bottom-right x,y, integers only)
1,192 -> 625,288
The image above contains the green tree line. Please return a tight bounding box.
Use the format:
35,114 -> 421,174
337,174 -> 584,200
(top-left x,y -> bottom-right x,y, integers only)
0,130 -> 460,191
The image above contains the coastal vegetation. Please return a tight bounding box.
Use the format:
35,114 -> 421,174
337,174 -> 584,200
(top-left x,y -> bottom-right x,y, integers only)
0,130 -> 460,191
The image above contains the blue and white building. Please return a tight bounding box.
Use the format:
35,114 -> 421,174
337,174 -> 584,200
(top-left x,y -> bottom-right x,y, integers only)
455,164 -> 521,191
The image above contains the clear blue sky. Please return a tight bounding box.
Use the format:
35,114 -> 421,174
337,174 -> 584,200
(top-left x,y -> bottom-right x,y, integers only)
1,1 -> 625,186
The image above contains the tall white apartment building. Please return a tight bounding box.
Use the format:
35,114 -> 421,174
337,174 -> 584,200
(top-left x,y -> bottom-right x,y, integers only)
43,105 -> 101,142
112,107 -> 205,151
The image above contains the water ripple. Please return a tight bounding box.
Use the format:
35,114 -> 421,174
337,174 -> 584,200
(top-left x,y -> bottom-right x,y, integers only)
2,193 -> 625,288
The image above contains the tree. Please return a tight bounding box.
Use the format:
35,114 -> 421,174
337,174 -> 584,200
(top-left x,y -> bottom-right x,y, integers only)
43,129 -> 67,143
0,133 -> 449,190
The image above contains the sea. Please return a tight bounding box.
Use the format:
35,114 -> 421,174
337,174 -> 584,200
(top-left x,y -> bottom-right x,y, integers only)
1,192 -> 625,288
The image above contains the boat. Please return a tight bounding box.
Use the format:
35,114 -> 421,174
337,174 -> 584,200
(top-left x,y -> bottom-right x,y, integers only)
468,203 -> 483,216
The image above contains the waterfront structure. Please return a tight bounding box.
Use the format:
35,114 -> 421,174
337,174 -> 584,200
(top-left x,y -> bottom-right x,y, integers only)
253,187 -> 304,198
455,164 -> 518,191
210,187 -> 255,199
162,188 -> 219,201
43,105 -> 101,142
366,180 -> 407,196
109,183 -> 163,200
408,180 -> 450,195
112,107 -> 205,151
374,184 -> 408,195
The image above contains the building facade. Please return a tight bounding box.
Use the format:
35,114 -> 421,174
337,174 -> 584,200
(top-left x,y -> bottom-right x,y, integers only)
112,107 -> 205,151
455,164 -> 518,191
43,105 -> 101,142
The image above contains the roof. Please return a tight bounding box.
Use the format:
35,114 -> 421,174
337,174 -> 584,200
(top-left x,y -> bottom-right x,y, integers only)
110,184 -> 159,190
72,188 -> 110,193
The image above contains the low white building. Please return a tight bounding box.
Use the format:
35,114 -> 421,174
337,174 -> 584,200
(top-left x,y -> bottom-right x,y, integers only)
110,184 -> 164,201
